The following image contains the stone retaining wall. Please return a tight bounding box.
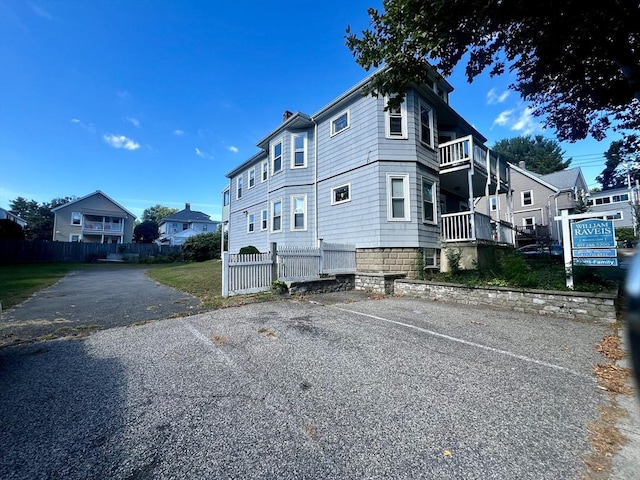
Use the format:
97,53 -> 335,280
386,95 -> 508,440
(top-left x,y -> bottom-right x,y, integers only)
287,275 -> 355,295
355,272 -> 407,294
356,247 -> 420,278
394,279 -> 618,324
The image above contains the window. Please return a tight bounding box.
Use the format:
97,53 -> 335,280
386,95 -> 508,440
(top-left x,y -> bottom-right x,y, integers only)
423,248 -> 439,268
271,200 -> 282,232
419,101 -> 434,147
605,211 -> 623,220
422,178 -> 435,223
387,175 -> 410,221
261,209 -> 268,231
248,168 -> 255,189
595,197 -> 611,205
491,197 -> 498,211
261,161 -> 268,182
612,194 -> 629,203
70,234 -> 80,242
182,223 -> 188,231
331,183 -> 351,205
330,110 -> 349,136
291,195 -> 307,231
247,213 -> 255,233
291,133 -> 307,168
385,97 -> 407,138
203,224 -> 208,232
236,176 -> 243,199
523,217 -> 535,228
272,141 -> 282,173
223,189 -> 230,206
71,212 -> 82,225
521,190 -> 533,206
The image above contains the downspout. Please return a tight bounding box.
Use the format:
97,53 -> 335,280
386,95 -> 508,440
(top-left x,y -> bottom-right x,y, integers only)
312,117 -> 319,245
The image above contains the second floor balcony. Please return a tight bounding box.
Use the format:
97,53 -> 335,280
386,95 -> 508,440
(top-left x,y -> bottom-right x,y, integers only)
82,218 -> 124,233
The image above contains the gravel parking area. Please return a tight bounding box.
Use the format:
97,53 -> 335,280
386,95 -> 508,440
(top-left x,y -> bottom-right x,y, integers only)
0,294 -> 614,479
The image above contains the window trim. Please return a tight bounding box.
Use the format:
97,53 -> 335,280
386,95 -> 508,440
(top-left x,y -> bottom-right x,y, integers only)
247,213 -> 255,233
330,109 -> 350,137
387,174 -> 410,221
248,168 -> 255,189
291,132 -> 307,169
331,183 -> 351,205
236,175 -> 243,199
71,211 -> 82,226
271,199 -> 283,233
421,177 -> 436,224
70,234 -> 80,242
290,194 -> 307,231
521,190 -> 533,206
522,216 -> 535,227
491,197 -> 498,211
419,100 -> 434,147
223,189 -> 230,206
271,140 -> 283,174
260,209 -> 268,231
261,160 -> 268,182
384,96 -> 408,139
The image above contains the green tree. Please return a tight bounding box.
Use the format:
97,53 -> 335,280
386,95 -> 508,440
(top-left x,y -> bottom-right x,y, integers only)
142,205 -> 178,224
9,196 -> 72,241
492,136 -> 570,175
133,220 -> 159,244
0,219 -> 25,239
596,138 -> 640,190
346,1 -> 640,148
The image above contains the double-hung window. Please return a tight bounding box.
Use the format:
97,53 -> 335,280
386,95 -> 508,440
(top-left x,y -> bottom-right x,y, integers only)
247,213 -> 255,233
271,200 -> 282,232
385,97 -> 407,139
521,190 -> 533,206
248,168 -> 255,189
272,141 -> 282,174
223,189 -> 230,206
261,209 -> 268,231
387,174 -> 410,221
291,133 -> 307,168
236,176 -> 243,199
291,195 -> 307,231
71,212 -> 82,226
261,161 -> 268,182
330,110 -> 349,136
419,101 -> 434,147
421,178 -> 435,223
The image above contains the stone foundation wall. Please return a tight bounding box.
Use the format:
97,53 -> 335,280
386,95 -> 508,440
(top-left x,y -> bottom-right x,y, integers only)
287,275 -> 355,295
394,279 -> 617,324
355,273 -> 406,294
356,247 -> 420,279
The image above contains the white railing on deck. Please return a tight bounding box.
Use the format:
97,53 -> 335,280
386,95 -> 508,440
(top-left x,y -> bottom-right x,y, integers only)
441,211 -> 493,242
83,220 -> 124,233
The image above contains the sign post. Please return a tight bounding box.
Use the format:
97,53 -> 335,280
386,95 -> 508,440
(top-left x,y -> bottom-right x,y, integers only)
554,210 -> 619,290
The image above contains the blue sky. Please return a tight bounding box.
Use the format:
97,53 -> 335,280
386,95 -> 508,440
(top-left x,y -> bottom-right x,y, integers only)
0,0 -> 620,221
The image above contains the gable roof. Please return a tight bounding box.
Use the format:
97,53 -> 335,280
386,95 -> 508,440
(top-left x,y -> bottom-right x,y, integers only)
51,190 -> 136,218
509,164 -> 586,192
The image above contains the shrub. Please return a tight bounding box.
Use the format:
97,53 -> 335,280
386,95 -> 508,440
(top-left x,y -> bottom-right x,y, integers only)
182,232 -> 221,262
239,245 -> 260,255
271,280 -> 288,294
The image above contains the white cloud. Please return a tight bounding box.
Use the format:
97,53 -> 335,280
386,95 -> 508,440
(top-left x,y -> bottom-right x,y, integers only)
492,106 -> 541,135
126,117 -> 140,128
228,146 -> 239,154
103,134 -> 140,150
486,88 -> 510,105
174,129 -> 184,136
28,2 -> 53,20
195,147 -> 213,159
70,118 -> 96,133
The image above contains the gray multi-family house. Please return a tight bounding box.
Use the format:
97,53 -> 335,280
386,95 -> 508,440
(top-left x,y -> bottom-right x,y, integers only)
476,162 -> 588,246
586,184 -> 640,233
51,190 -> 136,243
158,203 -> 220,246
223,69 -> 512,276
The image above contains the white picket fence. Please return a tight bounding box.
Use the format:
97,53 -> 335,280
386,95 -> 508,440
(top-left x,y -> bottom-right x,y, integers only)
222,241 -> 356,297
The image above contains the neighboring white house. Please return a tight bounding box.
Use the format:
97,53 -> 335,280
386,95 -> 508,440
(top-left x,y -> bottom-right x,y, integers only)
586,184 -> 640,233
158,203 -> 220,246
223,66 -> 513,275
0,207 -> 27,228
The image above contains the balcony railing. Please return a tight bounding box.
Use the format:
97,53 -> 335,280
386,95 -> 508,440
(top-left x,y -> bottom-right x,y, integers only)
82,220 -> 124,233
439,136 -> 509,188
442,211 -> 514,244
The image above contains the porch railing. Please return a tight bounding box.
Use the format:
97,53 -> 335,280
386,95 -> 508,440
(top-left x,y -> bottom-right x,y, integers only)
439,136 -> 509,189
83,220 -> 124,233
441,211 -> 493,242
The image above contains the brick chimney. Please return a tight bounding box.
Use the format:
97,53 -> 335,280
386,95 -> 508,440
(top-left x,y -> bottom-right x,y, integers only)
185,203 -> 191,211
283,110 -> 294,122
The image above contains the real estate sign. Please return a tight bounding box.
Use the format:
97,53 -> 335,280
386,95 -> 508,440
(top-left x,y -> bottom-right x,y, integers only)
571,219 -> 616,248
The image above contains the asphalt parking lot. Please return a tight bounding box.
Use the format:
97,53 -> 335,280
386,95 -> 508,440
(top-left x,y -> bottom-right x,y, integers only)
0,291 -> 622,479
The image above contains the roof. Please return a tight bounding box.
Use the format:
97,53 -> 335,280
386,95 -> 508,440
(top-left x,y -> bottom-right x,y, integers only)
159,207 -> 217,224
538,168 -> 586,191
51,190 -> 136,218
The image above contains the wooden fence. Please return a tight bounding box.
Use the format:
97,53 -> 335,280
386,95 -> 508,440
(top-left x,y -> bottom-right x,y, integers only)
222,241 -> 356,297
0,240 -> 181,264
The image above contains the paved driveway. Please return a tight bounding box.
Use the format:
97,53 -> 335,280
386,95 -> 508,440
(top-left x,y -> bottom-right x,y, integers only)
0,293 -> 620,479
0,268 -> 203,346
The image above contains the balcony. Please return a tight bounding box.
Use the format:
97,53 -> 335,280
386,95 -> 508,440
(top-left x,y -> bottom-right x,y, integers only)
82,219 -> 124,233
442,211 -> 514,244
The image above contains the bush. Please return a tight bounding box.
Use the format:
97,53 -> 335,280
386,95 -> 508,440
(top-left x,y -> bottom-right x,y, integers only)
182,232 -> 221,262
239,245 -> 260,255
